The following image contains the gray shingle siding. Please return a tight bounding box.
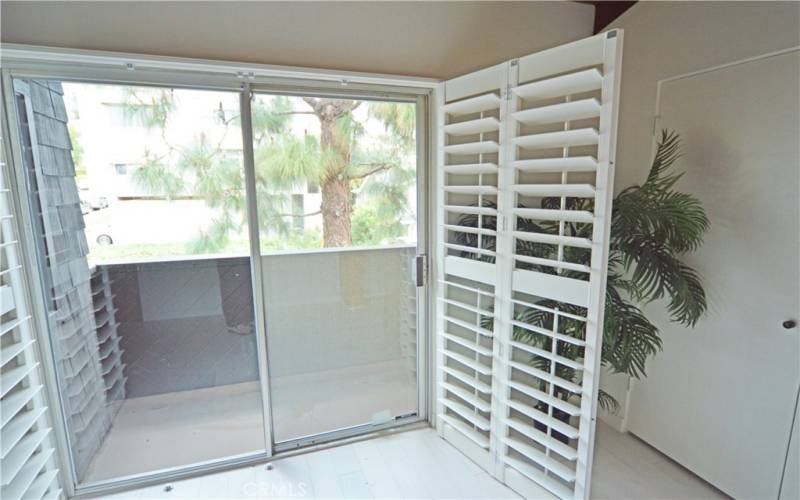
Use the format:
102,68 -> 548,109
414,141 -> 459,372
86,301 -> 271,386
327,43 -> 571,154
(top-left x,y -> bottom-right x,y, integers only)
24,79 -> 113,481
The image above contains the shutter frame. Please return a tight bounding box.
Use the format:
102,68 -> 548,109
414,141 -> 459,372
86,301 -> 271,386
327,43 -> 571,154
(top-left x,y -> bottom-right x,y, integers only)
435,30 -> 623,500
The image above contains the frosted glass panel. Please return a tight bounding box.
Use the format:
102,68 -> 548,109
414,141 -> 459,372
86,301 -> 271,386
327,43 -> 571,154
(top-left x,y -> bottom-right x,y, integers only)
250,94 -> 419,442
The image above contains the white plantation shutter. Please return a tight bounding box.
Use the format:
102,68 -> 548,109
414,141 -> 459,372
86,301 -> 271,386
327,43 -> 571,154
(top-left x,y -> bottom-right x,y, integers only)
1,134 -> 62,498
436,31 -> 623,499
435,61 -> 506,472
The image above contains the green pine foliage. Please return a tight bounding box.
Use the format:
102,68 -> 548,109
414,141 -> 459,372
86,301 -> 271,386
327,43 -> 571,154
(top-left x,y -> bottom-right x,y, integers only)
122,89 -> 416,253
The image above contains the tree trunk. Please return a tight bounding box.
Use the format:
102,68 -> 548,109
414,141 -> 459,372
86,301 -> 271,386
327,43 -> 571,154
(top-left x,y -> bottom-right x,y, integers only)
320,176 -> 352,247
316,104 -> 355,247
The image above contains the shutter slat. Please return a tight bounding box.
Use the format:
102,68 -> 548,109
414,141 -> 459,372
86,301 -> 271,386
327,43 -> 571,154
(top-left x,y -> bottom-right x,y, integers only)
513,230 -> 592,249
514,254 -> 591,274
0,316 -> 30,338
511,320 -> 587,348
444,315 -> 493,338
509,339 -> 584,371
442,332 -> 493,357
22,469 -> 59,500
1,362 -> 39,398
513,208 -> 594,224
507,360 -> 583,394
443,141 -> 500,155
1,407 -> 47,460
442,297 -> 495,317
442,398 -> 491,431
504,398 -> 579,439
503,416 -> 578,461
3,448 -> 54,500
443,117 -> 500,135
513,269 -> 590,308
441,367 -> 492,394
503,455 -> 574,500
443,204 -> 497,215
513,128 -> 598,150
440,280 -> 495,299
443,185 -> 498,195
444,224 -> 496,237
1,428 -> 51,486
0,285 -> 15,315
442,349 -> 493,376
439,414 -> 490,449
443,163 -> 498,174
513,98 -> 600,126
512,68 -> 602,101
503,435 -> 576,482
443,93 -> 500,116
1,385 -> 43,428
512,156 -> 598,173
506,380 -> 581,417
444,243 -> 497,258
511,183 -> 596,198
1,339 -> 35,368
442,381 -> 492,413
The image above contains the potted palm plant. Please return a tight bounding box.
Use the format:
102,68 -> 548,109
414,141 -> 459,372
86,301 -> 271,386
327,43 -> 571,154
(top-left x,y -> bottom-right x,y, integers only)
455,130 -> 709,431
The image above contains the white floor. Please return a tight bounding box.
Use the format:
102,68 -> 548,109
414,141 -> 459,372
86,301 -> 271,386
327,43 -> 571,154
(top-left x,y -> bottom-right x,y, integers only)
104,424 -> 726,500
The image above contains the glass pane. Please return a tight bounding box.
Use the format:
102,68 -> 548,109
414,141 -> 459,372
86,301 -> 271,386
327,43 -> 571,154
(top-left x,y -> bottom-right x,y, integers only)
251,94 -> 419,442
14,80 -> 266,484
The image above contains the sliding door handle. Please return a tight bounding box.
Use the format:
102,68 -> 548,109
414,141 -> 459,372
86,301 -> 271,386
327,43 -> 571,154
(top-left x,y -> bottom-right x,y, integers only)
415,254 -> 427,287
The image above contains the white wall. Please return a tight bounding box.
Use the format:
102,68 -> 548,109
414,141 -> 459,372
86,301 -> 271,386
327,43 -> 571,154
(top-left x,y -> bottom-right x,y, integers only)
0,1 -> 593,80
597,0 -> 800,427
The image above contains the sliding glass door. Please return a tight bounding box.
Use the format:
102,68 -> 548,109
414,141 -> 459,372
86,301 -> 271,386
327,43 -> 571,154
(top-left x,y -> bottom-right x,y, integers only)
249,93 -> 421,444
6,76 -> 424,491
11,79 -> 267,484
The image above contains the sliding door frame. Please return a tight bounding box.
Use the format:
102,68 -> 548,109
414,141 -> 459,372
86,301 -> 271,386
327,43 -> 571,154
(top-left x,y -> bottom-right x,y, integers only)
0,46 -> 437,498
244,83 -> 432,452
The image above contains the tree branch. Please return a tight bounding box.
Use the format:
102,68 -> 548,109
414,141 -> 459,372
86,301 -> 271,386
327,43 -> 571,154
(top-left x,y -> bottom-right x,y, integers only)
301,97 -> 320,113
279,210 -> 322,217
349,162 -> 394,179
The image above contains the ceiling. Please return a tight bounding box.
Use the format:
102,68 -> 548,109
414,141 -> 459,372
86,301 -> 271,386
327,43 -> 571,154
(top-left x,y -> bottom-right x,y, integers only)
0,1 -> 594,79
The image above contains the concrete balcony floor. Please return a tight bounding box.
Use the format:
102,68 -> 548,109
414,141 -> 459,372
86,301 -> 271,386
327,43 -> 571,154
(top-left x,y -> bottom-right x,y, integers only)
84,359 -> 416,483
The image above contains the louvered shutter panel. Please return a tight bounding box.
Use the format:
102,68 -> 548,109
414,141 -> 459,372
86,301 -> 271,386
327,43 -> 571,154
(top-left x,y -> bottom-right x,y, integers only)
1,133 -> 62,499
435,62 -> 506,471
436,31 -> 623,499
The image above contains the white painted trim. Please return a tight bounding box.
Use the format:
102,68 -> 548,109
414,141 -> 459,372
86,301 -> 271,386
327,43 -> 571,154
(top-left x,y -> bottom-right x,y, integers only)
0,43 -> 440,89
0,51 -> 436,497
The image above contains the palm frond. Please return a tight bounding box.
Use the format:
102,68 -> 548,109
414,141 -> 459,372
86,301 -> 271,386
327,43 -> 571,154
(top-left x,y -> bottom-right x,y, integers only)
598,389 -> 620,414
603,286 -> 662,378
646,129 -> 682,184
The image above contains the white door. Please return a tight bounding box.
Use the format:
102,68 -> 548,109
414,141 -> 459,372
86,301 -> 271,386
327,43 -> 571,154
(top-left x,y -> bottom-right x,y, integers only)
627,50 -> 800,498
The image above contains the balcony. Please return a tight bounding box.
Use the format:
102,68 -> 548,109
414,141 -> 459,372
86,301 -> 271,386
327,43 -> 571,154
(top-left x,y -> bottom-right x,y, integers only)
82,245 -> 418,483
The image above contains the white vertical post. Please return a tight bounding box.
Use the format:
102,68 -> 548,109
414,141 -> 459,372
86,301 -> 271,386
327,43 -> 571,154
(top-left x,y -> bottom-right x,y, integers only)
575,30 -> 623,500
491,59 -> 517,480
433,84 -> 446,436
